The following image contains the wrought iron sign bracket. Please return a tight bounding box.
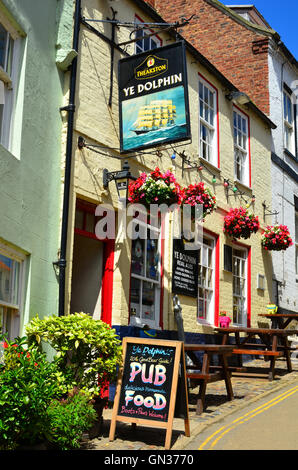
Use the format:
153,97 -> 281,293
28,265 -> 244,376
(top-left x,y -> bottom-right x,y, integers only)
80,9 -> 197,107
77,135 -> 166,160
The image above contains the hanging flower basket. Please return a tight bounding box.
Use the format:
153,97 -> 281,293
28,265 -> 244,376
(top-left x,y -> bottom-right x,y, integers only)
182,182 -> 216,219
128,167 -> 183,207
261,224 -> 293,251
223,207 -> 260,240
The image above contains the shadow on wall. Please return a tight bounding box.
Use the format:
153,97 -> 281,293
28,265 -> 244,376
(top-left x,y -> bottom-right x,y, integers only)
261,248 -> 274,303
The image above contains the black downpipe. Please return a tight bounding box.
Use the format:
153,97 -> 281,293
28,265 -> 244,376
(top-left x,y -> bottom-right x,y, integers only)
58,0 -> 81,316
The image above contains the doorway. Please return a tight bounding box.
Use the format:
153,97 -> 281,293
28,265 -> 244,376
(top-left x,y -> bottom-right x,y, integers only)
70,233 -> 103,319
70,199 -> 114,323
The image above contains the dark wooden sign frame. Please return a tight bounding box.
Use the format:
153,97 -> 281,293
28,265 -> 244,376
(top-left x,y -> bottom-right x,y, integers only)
109,337 -> 190,450
172,238 -> 199,298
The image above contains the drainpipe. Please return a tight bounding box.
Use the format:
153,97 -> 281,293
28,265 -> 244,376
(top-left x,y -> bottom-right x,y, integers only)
58,0 -> 81,316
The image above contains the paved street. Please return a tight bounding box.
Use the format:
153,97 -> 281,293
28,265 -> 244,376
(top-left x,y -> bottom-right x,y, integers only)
81,357 -> 298,451
185,380 -> 298,450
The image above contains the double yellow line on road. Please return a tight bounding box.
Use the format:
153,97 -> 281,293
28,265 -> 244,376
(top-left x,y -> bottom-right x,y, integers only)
199,384 -> 298,450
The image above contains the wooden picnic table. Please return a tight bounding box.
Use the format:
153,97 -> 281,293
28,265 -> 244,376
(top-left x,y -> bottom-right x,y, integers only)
214,326 -> 298,381
184,344 -> 234,415
258,313 -> 298,329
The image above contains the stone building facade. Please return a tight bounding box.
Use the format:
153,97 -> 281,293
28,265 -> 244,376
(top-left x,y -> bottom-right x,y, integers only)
61,0 -> 277,342
145,0 -> 298,315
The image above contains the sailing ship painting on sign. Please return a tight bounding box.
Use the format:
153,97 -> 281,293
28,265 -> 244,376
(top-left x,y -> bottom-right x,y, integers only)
122,86 -> 188,151
133,99 -> 176,135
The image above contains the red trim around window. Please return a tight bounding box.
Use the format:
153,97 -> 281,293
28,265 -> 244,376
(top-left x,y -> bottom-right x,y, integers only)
233,239 -> 252,328
214,236 -> 220,327
134,14 -> 163,46
202,228 -> 220,326
198,71 -> 220,168
233,104 -> 252,188
74,228 -> 97,240
247,248 -> 251,327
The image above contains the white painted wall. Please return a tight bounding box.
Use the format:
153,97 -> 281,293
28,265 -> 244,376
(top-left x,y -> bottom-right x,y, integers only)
268,41 -> 298,312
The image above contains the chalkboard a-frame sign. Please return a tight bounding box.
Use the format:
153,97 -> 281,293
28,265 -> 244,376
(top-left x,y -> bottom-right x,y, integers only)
109,338 -> 190,450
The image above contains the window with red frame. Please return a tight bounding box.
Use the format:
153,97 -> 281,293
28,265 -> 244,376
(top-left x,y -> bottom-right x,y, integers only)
198,77 -> 219,167
74,200 -> 101,238
232,247 -> 248,326
197,235 -> 216,325
233,108 -> 250,186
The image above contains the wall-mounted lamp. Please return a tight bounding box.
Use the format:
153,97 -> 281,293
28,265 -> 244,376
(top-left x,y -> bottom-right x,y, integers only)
103,160 -> 136,201
226,91 -> 250,105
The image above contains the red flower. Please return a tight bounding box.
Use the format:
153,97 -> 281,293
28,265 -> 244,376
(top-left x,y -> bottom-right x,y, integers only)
224,207 -> 259,240
261,225 -> 293,251
182,182 -> 216,219
128,168 -> 183,207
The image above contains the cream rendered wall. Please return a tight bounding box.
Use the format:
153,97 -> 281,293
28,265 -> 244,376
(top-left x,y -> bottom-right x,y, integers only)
66,0 -> 273,335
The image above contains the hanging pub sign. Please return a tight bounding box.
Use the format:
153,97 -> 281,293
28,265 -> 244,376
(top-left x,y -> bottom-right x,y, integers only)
118,41 -> 191,153
172,238 -> 199,298
109,337 -> 190,450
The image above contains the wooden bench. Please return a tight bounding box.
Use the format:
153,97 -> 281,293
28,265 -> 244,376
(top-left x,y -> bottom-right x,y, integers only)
215,327 -> 298,381
184,344 -> 234,415
232,349 -> 283,357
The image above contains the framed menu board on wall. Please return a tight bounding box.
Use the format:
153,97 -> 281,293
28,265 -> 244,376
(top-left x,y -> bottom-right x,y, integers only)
109,337 -> 190,450
172,239 -> 199,298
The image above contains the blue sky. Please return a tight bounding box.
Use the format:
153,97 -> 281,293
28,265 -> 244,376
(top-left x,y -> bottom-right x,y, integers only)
226,1 -> 298,59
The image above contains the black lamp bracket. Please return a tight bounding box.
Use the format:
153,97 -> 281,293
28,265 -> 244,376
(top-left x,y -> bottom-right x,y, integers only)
103,167 -> 132,189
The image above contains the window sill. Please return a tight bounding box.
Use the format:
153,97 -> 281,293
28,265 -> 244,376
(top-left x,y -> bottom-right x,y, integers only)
284,148 -> 298,162
0,67 -> 12,87
233,180 -> 253,195
199,157 -> 221,174
0,141 -> 20,161
0,300 -> 19,310
197,318 -> 214,327
129,317 -> 161,330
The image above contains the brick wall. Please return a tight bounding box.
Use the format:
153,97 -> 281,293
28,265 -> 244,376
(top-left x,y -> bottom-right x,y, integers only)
143,0 -> 270,115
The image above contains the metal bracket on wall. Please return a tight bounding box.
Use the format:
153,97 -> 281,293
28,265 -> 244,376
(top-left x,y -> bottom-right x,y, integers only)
262,201 -> 279,222
80,9 -> 197,108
